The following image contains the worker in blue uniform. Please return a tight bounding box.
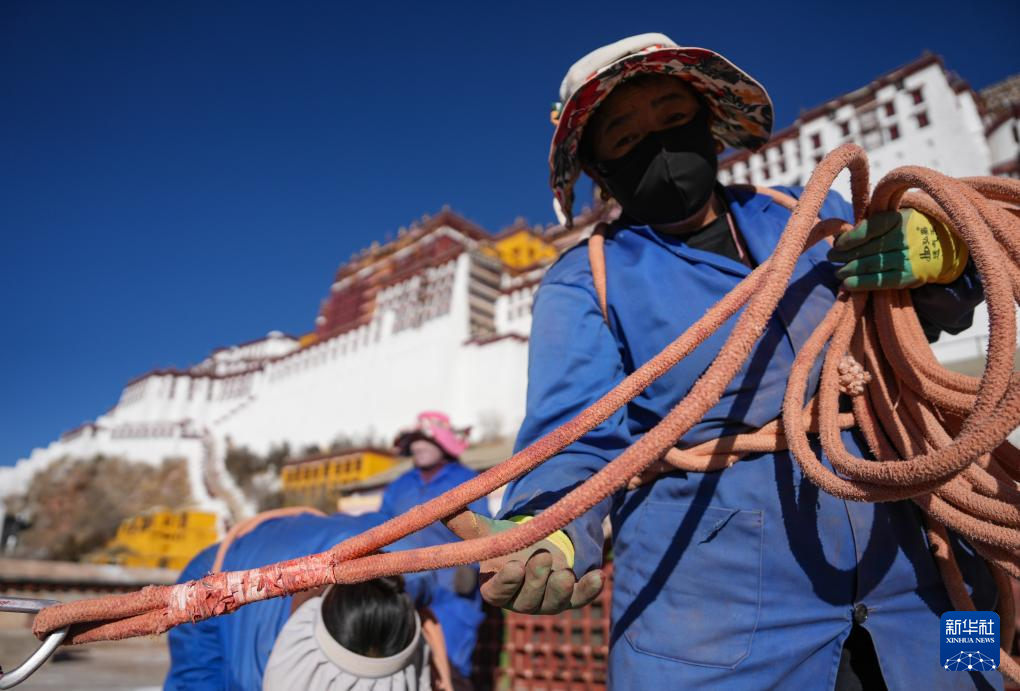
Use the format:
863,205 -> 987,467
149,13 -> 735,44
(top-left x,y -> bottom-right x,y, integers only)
384,411 -> 491,689
163,510 -> 434,690
470,34 -> 997,690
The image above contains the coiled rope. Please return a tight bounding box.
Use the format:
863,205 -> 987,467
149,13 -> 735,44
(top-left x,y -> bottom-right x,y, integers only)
31,144 -> 1020,682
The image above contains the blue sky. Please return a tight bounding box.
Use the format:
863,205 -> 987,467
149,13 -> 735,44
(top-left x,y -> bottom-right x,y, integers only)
2,0 -> 1018,466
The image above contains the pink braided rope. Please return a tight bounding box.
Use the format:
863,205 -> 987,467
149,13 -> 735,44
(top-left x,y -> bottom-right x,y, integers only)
30,145 -> 1020,683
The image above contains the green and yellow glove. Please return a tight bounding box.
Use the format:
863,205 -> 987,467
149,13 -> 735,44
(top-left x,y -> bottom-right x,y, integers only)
444,511 -> 602,614
827,208 -> 969,291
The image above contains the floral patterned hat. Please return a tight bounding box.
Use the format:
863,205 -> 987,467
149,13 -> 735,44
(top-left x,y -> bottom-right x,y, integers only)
550,33 -> 774,226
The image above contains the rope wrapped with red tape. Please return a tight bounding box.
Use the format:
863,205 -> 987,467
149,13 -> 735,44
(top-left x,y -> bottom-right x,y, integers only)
30,145 -> 1020,682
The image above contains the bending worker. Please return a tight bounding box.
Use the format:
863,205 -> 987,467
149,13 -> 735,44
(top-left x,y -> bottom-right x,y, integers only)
165,510 -> 446,690
470,35 -> 996,689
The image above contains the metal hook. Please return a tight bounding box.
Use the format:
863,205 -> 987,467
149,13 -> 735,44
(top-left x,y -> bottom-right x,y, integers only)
0,596 -> 69,689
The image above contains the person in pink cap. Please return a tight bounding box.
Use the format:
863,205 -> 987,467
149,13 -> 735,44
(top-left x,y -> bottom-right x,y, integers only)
393,411 -> 471,482
383,411 -> 490,690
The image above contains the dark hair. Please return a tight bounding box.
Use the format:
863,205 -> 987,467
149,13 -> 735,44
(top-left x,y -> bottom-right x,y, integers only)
321,576 -> 417,657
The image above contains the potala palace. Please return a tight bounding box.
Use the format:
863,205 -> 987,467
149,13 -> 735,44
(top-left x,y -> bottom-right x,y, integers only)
3,55 -> 1018,513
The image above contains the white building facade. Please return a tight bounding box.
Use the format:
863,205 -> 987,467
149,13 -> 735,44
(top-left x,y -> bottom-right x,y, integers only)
986,106 -> 1020,179
719,54 -> 992,198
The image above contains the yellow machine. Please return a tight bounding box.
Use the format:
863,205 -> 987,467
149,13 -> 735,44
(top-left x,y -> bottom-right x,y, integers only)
88,508 -> 220,570
281,449 -> 396,509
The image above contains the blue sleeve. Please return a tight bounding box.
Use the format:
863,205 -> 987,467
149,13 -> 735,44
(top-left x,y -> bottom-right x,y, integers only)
380,478 -> 402,518
774,185 -> 983,340
498,260 -> 632,577
164,545 -> 223,691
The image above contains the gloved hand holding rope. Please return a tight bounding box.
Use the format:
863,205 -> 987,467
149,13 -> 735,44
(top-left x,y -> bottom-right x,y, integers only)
830,207 -> 970,290
28,144 -> 1020,684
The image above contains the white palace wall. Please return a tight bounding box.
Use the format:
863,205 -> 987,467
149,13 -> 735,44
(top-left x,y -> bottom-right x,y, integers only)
218,254 -> 510,454
0,421 -> 212,512
719,59 -> 993,201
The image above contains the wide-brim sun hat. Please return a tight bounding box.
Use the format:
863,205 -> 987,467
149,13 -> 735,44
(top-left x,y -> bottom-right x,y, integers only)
550,33 -> 774,226
393,411 -> 470,459
262,589 -> 430,690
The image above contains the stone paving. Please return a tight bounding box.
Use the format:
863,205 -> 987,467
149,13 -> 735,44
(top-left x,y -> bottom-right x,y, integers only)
0,629 -> 168,690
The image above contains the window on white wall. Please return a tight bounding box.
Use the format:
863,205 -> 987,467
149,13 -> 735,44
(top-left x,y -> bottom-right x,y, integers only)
859,108 -> 878,131
862,130 -> 882,151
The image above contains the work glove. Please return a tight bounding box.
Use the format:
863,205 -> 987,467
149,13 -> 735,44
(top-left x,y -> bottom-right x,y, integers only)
827,208 -> 969,291
445,512 -> 603,614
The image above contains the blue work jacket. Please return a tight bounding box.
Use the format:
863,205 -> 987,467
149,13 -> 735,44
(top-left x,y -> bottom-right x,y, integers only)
164,512 -> 433,691
500,186 -> 998,690
381,461 -> 490,678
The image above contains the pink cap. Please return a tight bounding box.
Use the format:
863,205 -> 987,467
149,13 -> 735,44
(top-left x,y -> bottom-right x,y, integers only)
394,411 -> 470,459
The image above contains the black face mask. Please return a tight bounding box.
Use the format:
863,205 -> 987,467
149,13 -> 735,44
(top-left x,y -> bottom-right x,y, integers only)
593,110 -> 719,225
